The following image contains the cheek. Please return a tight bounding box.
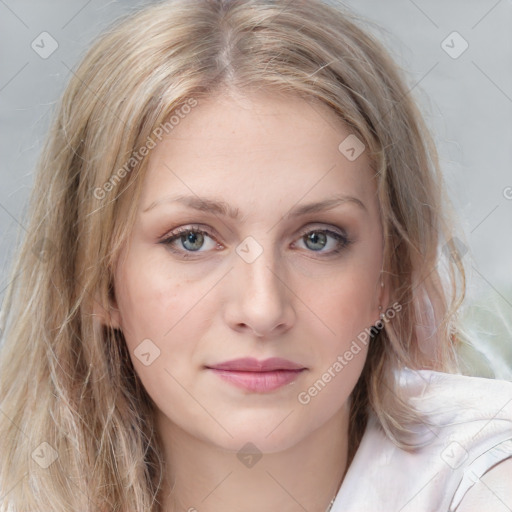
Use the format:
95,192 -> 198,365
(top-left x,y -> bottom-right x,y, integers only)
114,253 -> 218,376
114,255 -> 188,346
309,267 -> 379,339
296,276 -> 373,415
114,259 -> 206,394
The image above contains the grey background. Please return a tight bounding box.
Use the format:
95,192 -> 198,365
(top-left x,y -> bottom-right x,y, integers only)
1,1 -> 511,371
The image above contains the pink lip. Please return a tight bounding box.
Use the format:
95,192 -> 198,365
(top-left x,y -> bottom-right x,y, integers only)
205,358 -> 307,393
206,357 -> 305,372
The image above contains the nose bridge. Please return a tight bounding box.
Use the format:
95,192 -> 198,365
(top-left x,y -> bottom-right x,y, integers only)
227,234 -> 294,335
235,234 -> 284,300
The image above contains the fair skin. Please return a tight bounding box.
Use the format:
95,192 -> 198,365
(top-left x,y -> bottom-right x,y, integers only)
108,90 -> 388,512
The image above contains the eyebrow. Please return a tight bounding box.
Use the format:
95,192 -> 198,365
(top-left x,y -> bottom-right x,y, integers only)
142,193 -> 367,219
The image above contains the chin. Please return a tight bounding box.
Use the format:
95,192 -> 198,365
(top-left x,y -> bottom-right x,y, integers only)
221,432 -> 306,455
193,419 -> 309,455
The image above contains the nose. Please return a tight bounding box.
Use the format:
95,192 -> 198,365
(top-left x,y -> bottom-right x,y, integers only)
223,241 -> 296,338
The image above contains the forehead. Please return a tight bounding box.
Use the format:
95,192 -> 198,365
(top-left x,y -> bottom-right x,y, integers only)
138,91 -> 379,220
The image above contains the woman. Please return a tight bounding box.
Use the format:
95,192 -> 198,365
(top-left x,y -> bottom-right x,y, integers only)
0,0 -> 510,511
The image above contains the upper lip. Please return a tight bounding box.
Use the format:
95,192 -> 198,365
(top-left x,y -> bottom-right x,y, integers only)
206,357 -> 306,372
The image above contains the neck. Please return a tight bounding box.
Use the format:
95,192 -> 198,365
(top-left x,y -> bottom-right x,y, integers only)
156,403 -> 351,512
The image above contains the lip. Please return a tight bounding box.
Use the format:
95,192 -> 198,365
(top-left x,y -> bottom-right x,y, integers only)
205,357 -> 307,393
206,357 -> 306,372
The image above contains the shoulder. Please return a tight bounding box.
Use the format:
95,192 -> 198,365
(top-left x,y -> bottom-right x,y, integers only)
396,367 -> 512,424
456,457 -> 512,512
332,369 -> 512,511
398,368 -> 512,511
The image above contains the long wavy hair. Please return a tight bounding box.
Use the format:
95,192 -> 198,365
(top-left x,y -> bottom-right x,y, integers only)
0,0 -> 467,510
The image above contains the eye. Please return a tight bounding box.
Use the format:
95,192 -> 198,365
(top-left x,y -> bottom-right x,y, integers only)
293,227 -> 352,256
160,225 -> 219,255
160,224 -> 352,258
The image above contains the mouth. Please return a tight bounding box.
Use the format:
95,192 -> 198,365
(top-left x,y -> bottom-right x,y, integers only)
206,368 -> 306,393
205,357 -> 307,393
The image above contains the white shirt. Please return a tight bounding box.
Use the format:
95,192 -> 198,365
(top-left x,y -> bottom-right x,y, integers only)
331,368 -> 512,511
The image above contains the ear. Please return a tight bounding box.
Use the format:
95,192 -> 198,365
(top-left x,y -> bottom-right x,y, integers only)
92,283 -> 122,331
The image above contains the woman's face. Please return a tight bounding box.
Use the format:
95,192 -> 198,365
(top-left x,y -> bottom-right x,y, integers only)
109,91 -> 387,453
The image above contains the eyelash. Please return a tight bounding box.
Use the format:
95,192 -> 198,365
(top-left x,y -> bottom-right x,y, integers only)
159,224 -> 353,259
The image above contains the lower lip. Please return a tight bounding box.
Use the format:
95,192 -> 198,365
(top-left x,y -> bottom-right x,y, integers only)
208,369 -> 305,392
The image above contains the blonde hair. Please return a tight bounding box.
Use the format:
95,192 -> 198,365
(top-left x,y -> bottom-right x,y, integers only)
0,0 -> 467,510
